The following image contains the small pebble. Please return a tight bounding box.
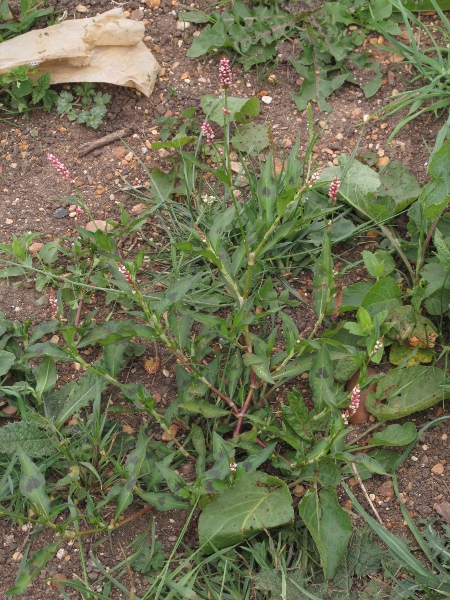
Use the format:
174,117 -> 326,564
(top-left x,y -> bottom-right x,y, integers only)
261,96 -> 272,104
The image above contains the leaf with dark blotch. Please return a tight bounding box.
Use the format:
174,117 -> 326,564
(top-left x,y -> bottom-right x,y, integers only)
18,447 -> 50,517
6,541 -> 63,596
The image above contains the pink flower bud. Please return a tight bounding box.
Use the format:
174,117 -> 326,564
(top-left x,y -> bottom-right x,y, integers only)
201,123 -> 215,143
218,57 -> 232,89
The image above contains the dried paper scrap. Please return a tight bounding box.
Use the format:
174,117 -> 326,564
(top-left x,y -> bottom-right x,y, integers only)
0,9 -> 160,96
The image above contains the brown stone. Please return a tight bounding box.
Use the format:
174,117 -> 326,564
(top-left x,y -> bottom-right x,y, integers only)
28,242 -> 44,254
431,463 -> 445,475
162,424 -> 179,442
377,480 -> 394,497
113,146 -> 127,160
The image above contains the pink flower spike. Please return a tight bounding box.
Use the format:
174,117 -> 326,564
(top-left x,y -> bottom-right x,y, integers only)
307,166 -> 324,188
201,123 -> 215,143
328,176 -> 340,206
222,107 -> 231,114
47,153 -> 75,184
75,207 -> 84,217
218,57 -> 232,89
49,288 -> 60,319
342,384 -> 361,424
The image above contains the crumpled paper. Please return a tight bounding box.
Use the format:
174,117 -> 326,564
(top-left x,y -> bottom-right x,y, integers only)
0,8 -> 160,96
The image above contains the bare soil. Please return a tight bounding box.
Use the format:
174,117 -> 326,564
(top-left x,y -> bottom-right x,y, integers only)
0,1 -> 449,597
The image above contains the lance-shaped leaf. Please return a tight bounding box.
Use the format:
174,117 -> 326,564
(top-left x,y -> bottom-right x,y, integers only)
6,541 -> 62,596
299,487 -> 352,579
17,447 -> 51,517
35,356 -> 57,401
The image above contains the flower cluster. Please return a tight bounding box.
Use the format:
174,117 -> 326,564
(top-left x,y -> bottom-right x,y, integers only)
117,263 -> 132,284
75,207 -> 84,217
49,288 -> 60,318
201,123 -> 215,143
342,384 -> 361,424
219,57 -> 232,89
307,167 -> 324,188
328,176 -> 340,205
371,336 -> 384,357
222,107 -> 231,115
47,153 -> 75,184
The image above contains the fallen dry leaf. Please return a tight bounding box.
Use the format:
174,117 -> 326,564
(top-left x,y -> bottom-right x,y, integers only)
144,356 -> 161,375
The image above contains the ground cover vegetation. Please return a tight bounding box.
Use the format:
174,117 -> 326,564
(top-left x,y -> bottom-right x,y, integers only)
0,0 -> 450,598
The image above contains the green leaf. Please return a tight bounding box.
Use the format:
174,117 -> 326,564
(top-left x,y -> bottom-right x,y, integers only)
52,372 -> 104,428
0,422 -> 54,457
137,492 -> 190,510
179,400 -> 230,418
231,123 -> 269,154
152,135 -> 196,149
312,231 -> 333,318
35,356 -> 57,400
243,353 -> 275,384
6,541 -> 62,596
370,423 -> 417,447
299,487 -> 352,579
291,62 -> 349,112
0,350 -> 15,376
282,388 -> 313,440
378,160 -> 421,212
17,447 -> 50,517
365,366 -> 448,421
56,90 -> 74,114
199,471 -> 293,553
201,94 -> 260,126
420,140 -> 450,220
360,277 -> 402,318
309,344 -> 334,410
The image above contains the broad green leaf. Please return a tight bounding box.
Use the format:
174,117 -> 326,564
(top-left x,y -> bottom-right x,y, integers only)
26,342 -> 71,362
299,488 -> 352,578
377,160 -> 421,212
199,471 -> 293,553
35,356 -> 57,400
0,267 -> 25,278
0,350 -> 15,376
231,123 -> 269,155
360,277 -> 402,318
370,423 -> 417,447
0,422 -> 54,457
77,319 -> 136,348
365,366 -> 448,421
282,388 -> 313,440
17,447 -> 50,517
6,541 -> 62,596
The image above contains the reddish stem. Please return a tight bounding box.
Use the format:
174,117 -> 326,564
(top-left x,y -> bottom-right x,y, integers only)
255,437 -> 292,467
233,370 -> 256,436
